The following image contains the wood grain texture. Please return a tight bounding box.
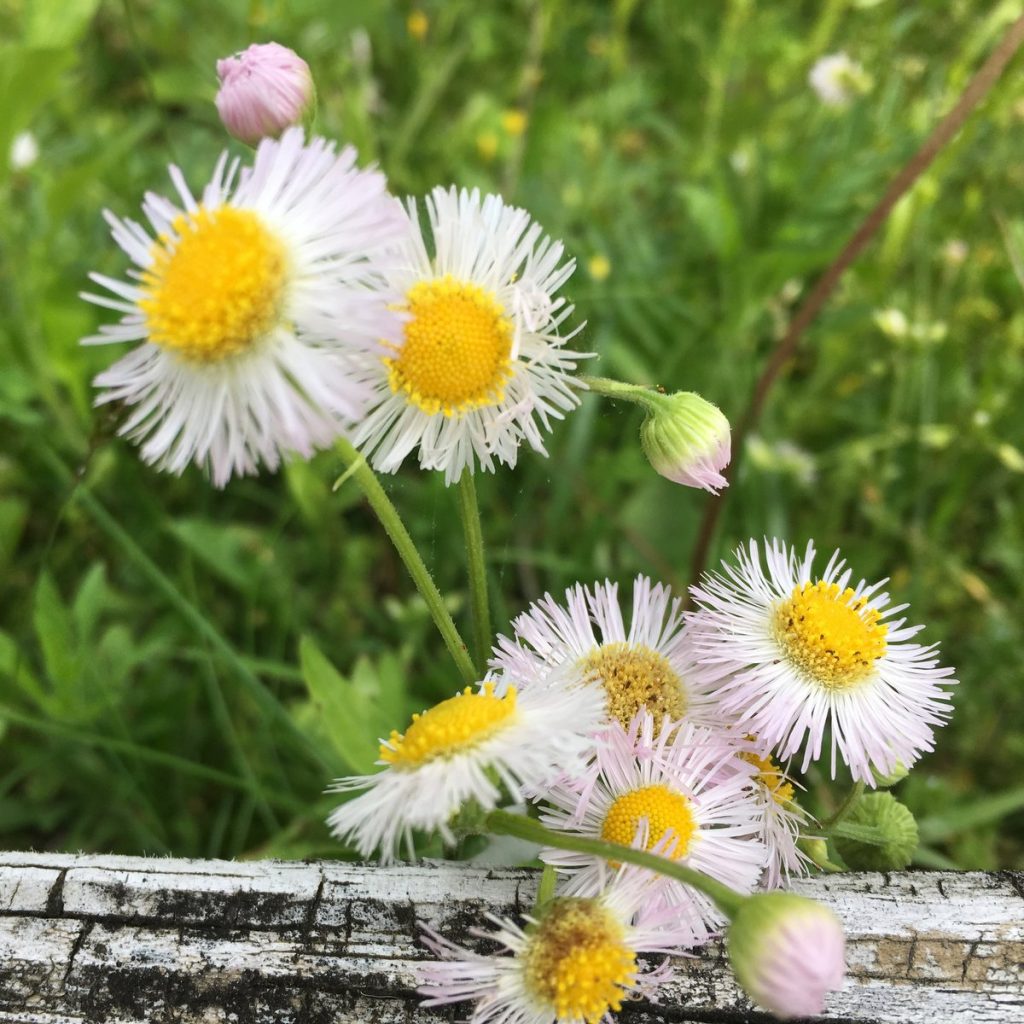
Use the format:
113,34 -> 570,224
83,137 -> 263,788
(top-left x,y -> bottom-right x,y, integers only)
0,852 -> 1020,1023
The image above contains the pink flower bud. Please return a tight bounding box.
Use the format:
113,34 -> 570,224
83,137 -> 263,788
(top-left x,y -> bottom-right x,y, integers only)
215,43 -> 314,146
728,892 -> 845,1019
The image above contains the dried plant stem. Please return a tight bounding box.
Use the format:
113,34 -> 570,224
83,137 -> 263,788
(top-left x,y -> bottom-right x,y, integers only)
687,14 -> 1024,596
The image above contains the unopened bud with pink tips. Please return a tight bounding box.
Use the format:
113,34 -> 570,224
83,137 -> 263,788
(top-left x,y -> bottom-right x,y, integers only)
215,43 -> 315,146
728,892 -> 845,1019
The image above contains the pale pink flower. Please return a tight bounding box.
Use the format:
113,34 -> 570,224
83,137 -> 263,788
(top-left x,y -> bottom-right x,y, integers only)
216,43 -> 314,145
687,539 -> 956,783
539,712 -> 765,947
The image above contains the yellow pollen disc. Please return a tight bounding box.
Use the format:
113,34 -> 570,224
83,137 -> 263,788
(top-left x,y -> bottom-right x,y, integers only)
140,206 -> 288,363
379,682 -> 517,768
580,642 -> 685,728
774,581 -> 888,690
384,275 -> 514,416
741,751 -> 795,806
523,898 -> 636,1024
600,783 -> 696,860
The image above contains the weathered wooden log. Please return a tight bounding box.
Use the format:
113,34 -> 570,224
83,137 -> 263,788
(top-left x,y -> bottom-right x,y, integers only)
0,852 -> 1020,1023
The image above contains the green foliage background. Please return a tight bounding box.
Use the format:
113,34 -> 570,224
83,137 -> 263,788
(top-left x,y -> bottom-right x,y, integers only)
1,0 -> 1022,867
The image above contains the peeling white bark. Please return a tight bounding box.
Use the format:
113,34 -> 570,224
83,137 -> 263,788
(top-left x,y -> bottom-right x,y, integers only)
0,852 -> 1020,1023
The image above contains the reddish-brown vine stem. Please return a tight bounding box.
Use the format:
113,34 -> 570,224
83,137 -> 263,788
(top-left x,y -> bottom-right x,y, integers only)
686,13 -> 1024,598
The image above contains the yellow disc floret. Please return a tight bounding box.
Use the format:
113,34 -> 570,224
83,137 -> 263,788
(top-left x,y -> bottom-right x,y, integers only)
523,898 -> 637,1024
380,682 -> 518,768
600,783 -> 696,859
580,642 -> 685,728
140,206 -> 288,362
385,275 -> 514,416
774,581 -> 888,690
741,751 -> 795,805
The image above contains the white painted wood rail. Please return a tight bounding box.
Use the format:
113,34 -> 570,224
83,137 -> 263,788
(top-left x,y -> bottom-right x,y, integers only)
0,852 -> 1021,1023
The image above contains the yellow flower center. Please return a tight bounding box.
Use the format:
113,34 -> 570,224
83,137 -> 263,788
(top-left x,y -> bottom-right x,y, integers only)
773,580 -> 888,690
600,783 -> 696,859
140,206 -> 288,363
524,898 -> 636,1024
580,642 -> 685,728
384,276 -> 514,416
741,751 -> 795,805
379,682 -> 517,768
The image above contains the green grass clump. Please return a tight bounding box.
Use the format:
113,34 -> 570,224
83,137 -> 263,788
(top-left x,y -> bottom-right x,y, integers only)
0,0 -> 1022,866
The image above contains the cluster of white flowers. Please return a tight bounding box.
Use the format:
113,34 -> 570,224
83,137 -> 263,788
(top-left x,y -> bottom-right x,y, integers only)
327,549 -> 955,1022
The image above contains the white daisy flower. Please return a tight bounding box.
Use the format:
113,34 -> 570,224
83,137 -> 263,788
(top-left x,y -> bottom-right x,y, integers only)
539,713 -> 765,947
351,185 -> 588,483
687,539 -> 957,783
326,677 -> 604,863
734,746 -> 812,890
808,52 -> 869,107
419,862 -> 688,1024
81,128 -> 403,486
492,575 -> 730,731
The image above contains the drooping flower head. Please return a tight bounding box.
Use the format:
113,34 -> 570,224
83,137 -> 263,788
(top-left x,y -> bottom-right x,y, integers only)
215,42 -> 315,145
81,128 -> 403,486
639,390 -> 731,493
727,892 -> 845,1019
351,186 -> 589,483
539,713 -> 765,947
687,539 -> 956,783
419,863 -> 689,1024
493,575 -> 729,732
327,677 -> 604,862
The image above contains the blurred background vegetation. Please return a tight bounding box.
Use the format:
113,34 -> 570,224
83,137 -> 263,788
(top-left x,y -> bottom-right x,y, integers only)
1,0 -> 1023,867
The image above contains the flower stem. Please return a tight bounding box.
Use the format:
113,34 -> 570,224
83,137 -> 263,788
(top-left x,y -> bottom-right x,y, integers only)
335,438 -> 477,685
581,375 -> 661,407
485,809 -> 746,918
824,781 -> 865,829
456,473 -> 491,674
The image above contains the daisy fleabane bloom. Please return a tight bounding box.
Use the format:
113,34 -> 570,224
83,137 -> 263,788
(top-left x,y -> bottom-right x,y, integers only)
540,713 -> 765,947
735,746 -> 811,890
81,128 -> 404,486
687,539 -> 957,784
351,185 -> 589,483
419,863 -> 689,1024
492,575 -> 730,732
326,676 -> 603,863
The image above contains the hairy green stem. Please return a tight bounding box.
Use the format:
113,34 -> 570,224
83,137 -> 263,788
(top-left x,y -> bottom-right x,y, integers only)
456,473 -> 491,674
824,781 -> 865,829
335,439 -> 477,685
485,809 -> 746,917
581,375 -> 661,406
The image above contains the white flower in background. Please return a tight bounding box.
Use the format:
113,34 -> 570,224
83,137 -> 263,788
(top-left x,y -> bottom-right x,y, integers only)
942,239 -> 968,267
351,186 -> 589,484
81,128 -> 404,486
419,863 -> 689,1024
808,52 -> 870,107
873,307 -> 910,340
493,574 -> 730,732
326,677 -> 604,863
687,539 -> 957,783
540,713 -> 765,947
9,131 -> 38,171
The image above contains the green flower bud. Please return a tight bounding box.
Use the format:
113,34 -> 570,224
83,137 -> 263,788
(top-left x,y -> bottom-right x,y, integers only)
871,762 -> 910,788
833,792 -> 918,870
728,892 -> 845,1019
638,390 -> 731,493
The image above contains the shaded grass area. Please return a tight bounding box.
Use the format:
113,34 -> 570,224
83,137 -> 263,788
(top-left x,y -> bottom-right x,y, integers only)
1,0 -> 1022,866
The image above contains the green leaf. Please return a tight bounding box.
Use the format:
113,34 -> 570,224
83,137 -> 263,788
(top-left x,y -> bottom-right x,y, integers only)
0,46 -> 76,180
299,636 -> 379,775
917,785 -> 1024,843
22,0 -> 101,47
32,572 -> 79,693
168,519 -> 268,593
